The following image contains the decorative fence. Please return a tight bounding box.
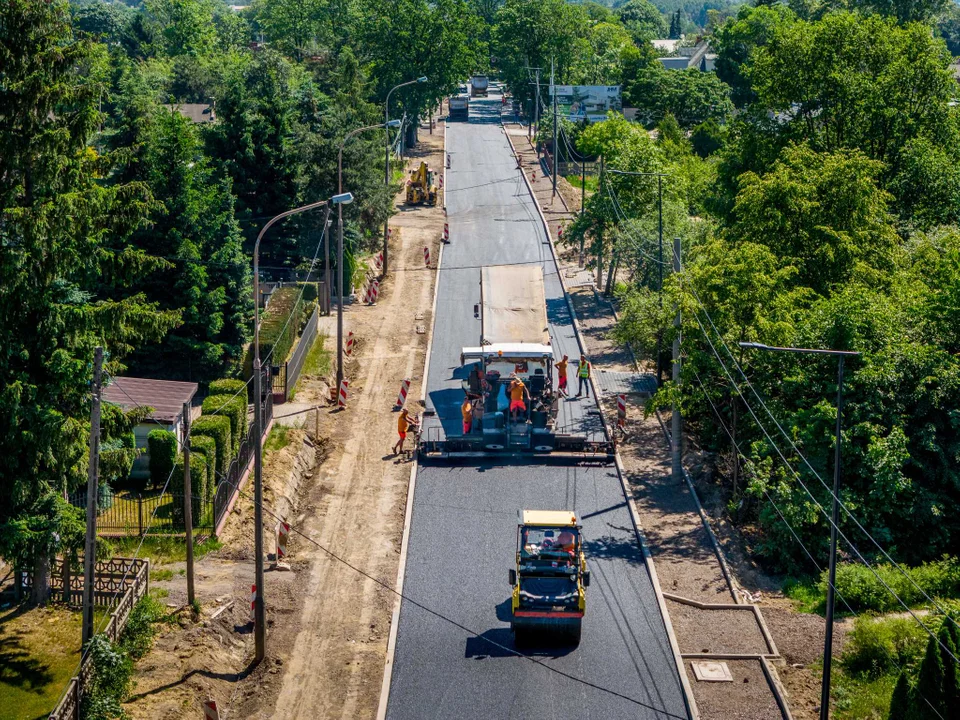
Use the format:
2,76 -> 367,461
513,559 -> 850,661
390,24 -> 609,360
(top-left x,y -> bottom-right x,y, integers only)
67,490 -> 214,537
22,557 -> 149,720
271,304 -> 319,402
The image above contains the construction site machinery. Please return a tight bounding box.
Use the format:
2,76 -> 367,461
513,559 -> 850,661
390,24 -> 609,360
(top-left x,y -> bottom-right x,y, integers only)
509,510 -> 589,645
405,161 -> 438,206
470,75 -> 489,97
418,265 -> 613,458
449,94 -> 469,121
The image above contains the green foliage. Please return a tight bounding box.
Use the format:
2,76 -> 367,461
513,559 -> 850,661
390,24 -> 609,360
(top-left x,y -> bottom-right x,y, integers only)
0,0 -> 179,596
690,118 -> 725,158
173,451 -> 208,515
118,594 -> 166,661
80,635 -> 131,720
264,424 -> 293,453
202,393 -> 247,454
190,415 -> 232,477
189,434 -> 217,497
208,378 -> 248,398
247,286 -> 311,371
842,615 -> 927,678
826,559 -> 960,614
887,671 -> 912,720
147,429 -> 178,488
618,0 -> 667,39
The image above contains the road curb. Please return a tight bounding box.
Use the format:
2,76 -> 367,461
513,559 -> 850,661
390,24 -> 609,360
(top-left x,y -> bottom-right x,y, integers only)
502,118 -> 699,720
376,458 -> 418,720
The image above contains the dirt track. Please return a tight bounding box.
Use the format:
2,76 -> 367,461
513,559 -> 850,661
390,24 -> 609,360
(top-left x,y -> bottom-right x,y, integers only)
122,117 -> 445,720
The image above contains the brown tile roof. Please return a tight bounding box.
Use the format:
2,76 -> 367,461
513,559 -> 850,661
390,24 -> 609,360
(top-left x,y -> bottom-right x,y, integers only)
103,377 -> 198,424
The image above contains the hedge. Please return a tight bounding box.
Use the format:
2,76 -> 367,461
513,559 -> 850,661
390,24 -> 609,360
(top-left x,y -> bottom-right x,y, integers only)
824,557 -> 960,613
172,452 -> 207,527
190,415 -> 232,478
202,393 -> 247,455
190,435 -> 217,499
208,378 -> 248,399
244,286 -> 312,373
147,429 -> 177,488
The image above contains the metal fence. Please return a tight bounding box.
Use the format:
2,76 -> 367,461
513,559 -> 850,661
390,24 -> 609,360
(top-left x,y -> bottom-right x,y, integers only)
271,304 -> 319,402
32,557 -> 150,720
67,489 -> 214,537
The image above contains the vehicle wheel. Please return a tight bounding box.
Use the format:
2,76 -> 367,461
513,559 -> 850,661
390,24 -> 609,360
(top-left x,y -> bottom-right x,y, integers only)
512,625 -> 528,650
568,622 -> 582,646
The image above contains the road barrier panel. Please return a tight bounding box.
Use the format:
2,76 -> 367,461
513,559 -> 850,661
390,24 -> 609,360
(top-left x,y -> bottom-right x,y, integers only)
424,246 -> 431,268
617,393 -> 627,430
396,378 -> 411,408
345,331 -> 355,356
443,223 -> 449,242
338,379 -> 349,408
276,521 -> 290,560
203,699 -> 220,720
250,584 -> 256,623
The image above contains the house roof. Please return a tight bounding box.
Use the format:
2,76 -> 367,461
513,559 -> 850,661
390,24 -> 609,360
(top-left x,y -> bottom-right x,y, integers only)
651,39 -> 681,53
103,377 -> 198,424
162,103 -> 216,123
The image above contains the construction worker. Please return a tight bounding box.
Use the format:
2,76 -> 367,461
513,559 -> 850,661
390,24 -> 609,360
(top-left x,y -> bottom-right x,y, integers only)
461,396 -> 474,435
556,354 -> 569,398
575,354 -> 592,399
508,374 -> 530,423
393,408 -> 412,454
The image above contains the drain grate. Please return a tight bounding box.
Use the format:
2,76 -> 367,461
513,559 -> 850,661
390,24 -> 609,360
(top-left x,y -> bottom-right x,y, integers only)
691,661 -> 733,682
415,325 -> 426,334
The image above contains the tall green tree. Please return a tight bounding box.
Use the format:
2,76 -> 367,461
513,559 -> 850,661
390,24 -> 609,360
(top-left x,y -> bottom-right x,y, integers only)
0,0 -> 178,599
626,64 -> 734,129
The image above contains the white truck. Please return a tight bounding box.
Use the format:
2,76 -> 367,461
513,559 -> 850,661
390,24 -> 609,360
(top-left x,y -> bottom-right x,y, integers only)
449,94 -> 469,121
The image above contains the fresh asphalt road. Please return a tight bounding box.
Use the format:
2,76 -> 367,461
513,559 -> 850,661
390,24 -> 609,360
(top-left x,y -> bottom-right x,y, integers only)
384,94 -> 690,720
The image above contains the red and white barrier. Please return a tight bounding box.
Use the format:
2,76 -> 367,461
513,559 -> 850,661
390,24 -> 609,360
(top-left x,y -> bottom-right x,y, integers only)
369,279 -> 380,303
345,331 -> 355,356
338,379 -> 349,408
424,246 -> 431,267
203,699 -> 220,720
617,394 -> 627,429
558,225 -> 563,241
443,223 -> 449,242
395,378 -> 411,408
446,153 -> 451,169
374,250 -> 384,271
532,170 -> 537,182
439,174 -> 444,189
250,584 -> 256,623
276,521 -> 290,560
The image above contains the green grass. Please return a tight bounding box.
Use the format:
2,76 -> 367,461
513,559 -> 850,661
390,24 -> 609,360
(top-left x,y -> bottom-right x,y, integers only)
834,669 -> 898,719
0,605 -> 88,718
264,425 -> 293,454
783,576 -> 826,614
150,568 -> 174,582
112,536 -> 223,566
564,174 -> 598,193
289,334 -> 330,402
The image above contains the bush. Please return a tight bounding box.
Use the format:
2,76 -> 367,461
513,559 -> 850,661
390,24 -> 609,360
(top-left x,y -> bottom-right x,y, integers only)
81,634 -> 131,720
190,415 -> 232,477
147,429 -> 177,488
208,378 -> 248,398
826,558 -> 960,613
172,452 -> 207,527
842,615 -> 927,678
202,393 -> 247,454
189,434 -> 217,499
244,286 -> 311,373
119,594 -> 165,660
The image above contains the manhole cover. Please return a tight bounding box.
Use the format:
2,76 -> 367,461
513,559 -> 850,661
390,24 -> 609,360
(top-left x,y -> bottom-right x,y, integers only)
415,325 -> 426,334
415,312 -> 425,320
691,661 -> 733,683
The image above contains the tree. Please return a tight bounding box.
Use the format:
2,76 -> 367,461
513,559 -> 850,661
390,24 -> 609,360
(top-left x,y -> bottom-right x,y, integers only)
852,0 -> 950,24
690,118 -> 726,157
72,0 -> 132,42
726,144 -> 899,295
123,107 -> 251,381
668,9 -> 682,39
617,0 -> 667,39
250,0 -> 327,61
143,0 -> 218,57
626,64 -> 734,129
0,0 -> 178,600
887,671 -> 913,720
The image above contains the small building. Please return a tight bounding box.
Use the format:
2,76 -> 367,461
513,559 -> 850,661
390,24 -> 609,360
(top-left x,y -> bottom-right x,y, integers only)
103,377 -> 200,480
658,57 -> 693,70
651,39 -> 681,54
162,103 -> 216,124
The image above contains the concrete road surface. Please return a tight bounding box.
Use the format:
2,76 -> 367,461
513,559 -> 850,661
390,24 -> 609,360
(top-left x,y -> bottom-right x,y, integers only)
384,92 -> 690,720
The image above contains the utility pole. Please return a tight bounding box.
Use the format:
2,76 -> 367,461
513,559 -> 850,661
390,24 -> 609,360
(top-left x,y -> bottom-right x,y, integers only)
657,174 -> 664,386
580,154 -> 585,216
182,401 -> 195,607
551,59 -> 558,198
82,346 -> 103,646
671,237 -> 681,482
534,69 -> 540,154
252,358 -> 266,661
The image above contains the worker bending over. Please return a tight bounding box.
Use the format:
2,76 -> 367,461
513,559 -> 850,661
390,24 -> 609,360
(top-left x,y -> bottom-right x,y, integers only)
508,374 -> 530,423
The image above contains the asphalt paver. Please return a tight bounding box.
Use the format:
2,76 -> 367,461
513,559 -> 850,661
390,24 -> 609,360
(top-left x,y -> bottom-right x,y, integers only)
385,92 -> 690,720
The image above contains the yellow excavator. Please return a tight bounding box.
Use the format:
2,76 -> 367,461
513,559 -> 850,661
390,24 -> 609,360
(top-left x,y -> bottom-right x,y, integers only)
405,162 -> 438,206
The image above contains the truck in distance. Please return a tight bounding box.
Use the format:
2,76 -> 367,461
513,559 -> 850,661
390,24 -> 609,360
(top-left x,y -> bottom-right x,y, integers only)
470,75 -> 489,97
509,510 -> 590,645
449,94 -> 469,121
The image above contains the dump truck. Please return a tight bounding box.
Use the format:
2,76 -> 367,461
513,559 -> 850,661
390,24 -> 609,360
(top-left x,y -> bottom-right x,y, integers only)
405,161 -> 438,205
417,265 -> 613,458
509,510 -> 589,645
449,94 -> 469,121
470,75 -> 489,97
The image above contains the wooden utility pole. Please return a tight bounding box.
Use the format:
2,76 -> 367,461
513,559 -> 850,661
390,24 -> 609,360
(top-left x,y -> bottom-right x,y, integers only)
671,238 -> 682,482
182,401 -> 195,606
82,347 -> 104,645
551,59 -> 558,198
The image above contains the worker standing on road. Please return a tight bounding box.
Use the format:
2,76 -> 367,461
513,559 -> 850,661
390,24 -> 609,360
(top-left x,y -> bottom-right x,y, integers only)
393,408 -> 412,454
508,374 -> 530,423
556,354 -> 569,398
461,396 -> 474,435
575,355 -> 592,399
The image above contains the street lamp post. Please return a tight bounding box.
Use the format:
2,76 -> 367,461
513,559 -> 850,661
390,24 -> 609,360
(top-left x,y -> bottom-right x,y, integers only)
739,341 -> 860,720
338,120 -> 401,394
251,197 -> 338,662
383,76 -> 427,276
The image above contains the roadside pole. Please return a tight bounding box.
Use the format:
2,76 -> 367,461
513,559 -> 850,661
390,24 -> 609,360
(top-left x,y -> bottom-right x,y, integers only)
551,60 -> 557,198
82,346 -> 103,645
182,401 -> 195,606
671,237 -> 682,482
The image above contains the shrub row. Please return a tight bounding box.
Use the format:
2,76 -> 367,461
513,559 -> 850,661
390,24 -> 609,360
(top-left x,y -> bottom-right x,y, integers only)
147,429 -> 177,488
202,393 -> 247,454
190,435 -> 216,499
172,452 -> 207,527
245,286 -> 313,373
191,415 -> 231,478
824,557 -> 960,613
